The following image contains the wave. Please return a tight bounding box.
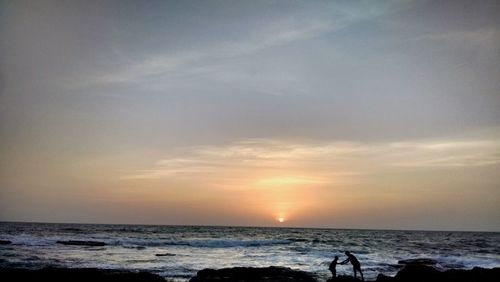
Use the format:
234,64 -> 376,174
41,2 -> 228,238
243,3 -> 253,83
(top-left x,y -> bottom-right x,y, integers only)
184,239 -> 291,248
114,238 -> 292,248
0,234 -> 56,246
0,233 -> 292,249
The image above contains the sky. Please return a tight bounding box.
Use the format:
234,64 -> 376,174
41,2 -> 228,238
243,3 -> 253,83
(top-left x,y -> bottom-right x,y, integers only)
0,0 -> 499,231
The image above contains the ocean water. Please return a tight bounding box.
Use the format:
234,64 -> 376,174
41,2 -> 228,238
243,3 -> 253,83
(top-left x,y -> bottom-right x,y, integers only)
0,223 -> 499,281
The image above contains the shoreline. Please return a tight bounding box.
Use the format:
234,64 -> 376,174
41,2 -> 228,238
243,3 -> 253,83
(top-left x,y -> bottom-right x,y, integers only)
1,224 -> 499,281
1,265 -> 499,282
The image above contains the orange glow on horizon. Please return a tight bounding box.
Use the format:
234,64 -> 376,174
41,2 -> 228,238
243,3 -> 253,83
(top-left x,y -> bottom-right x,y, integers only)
255,176 -> 327,187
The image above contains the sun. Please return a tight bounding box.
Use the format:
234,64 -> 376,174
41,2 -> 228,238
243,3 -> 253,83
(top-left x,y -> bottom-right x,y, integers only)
278,217 -> 285,223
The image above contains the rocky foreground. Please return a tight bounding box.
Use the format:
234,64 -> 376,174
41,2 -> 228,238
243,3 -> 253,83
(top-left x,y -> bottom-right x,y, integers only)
374,265 -> 500,282
189,266 -> 317,282
0,267 -> 165,282
189,265 -> 500,282
0,265 -> 499,282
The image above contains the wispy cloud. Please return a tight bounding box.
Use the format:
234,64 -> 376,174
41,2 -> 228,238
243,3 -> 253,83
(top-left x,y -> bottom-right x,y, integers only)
122,136 -> 500,186
416,28 -> 500,51
84,0 -> 399,89
86,18 -> 335,86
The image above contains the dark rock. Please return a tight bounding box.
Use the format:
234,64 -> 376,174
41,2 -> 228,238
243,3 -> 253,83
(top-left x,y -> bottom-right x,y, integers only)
392,265 -> 500,282
189,265 -> 500,282
189,266 -> 317,282
56,240 -> 106,246
395,265 -> 442,281
375,274 -> 395,282
155,253 -> 176,257
397,258 -> 437,266
60,227 -> 83,232
441,267 -> 500,282
472,267 -> 500,282
387,264 -> 403,270
0,240 -> 12,245
442,268 -> 475,282
0,267 -> 164,282
327,275 -> 362,282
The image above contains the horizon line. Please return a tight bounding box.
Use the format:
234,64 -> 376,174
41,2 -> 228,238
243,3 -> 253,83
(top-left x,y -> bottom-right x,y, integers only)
1,220 -> 498,233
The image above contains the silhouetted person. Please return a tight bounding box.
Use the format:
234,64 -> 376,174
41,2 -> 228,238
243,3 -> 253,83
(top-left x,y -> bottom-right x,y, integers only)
340,251 -> 364,281
329,256 -> 339,279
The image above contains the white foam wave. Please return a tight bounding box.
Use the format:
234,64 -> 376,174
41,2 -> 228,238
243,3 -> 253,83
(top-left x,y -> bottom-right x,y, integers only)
0,234 -> 59,246
112,238 -> 291,248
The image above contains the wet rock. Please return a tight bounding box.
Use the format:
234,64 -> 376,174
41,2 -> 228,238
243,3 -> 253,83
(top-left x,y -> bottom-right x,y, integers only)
443,267 -> 500,282
394,265 -> 442,281
397,258 -> 437,265
189,265 -> 500,282
56,240 -> 106,246
0,267 -> 165,282
155,253 -> 176,257
0,240 -> 12,245
60,228 -> 83,232
391,265 -> 500,282
189,266 -> 317,282
328,275 -> 363,282
375,274 -> 395,281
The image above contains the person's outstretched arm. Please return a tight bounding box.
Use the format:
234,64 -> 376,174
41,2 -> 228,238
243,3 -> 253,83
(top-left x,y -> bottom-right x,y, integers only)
340,258 -> 350,264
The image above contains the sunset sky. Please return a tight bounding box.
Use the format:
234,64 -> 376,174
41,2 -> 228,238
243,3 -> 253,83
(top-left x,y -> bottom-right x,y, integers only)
1,0 -> 499,231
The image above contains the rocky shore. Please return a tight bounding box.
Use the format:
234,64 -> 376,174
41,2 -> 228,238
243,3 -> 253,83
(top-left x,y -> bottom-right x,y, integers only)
189,265 -> 500,282
1,265 -> 498,282
377,265 -> 500,282
189,266 -> 317,282
0,267 -> 165,282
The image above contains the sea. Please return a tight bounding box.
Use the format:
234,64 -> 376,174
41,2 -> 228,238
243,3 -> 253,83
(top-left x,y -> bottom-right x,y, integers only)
0,222 -> 499,281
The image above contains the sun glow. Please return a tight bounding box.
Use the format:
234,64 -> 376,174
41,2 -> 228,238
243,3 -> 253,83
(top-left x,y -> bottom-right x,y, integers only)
278,217 -> 285,223
256,176 -> 325,187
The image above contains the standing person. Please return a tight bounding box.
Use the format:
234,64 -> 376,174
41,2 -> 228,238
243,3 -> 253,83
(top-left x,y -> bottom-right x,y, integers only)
329,256 -> 339,279
340,251 -> 364,281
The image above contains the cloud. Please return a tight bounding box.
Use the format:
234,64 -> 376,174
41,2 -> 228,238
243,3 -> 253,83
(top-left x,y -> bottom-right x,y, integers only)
122,135 -> 500,186
82,0 -> 397,89
416,28 -> 500,51
84,18 -> 335,86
